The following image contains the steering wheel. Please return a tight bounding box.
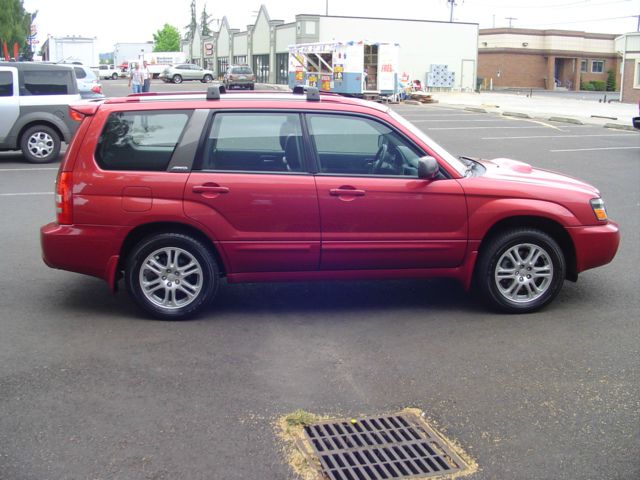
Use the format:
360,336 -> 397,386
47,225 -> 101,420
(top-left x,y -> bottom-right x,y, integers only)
372,143 -> 389,174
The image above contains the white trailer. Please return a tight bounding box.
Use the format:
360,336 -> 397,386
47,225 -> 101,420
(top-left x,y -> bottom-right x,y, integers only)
140,52 -> 187,78
288,41 -> 400,98
42,35 -> 99,67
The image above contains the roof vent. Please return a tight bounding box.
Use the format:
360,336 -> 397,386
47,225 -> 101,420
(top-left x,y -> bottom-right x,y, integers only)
206,85 -> 224,100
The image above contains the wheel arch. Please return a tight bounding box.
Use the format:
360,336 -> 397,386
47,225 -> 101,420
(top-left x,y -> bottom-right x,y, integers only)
18,120 -> 65,146
477,216 -> 577,281
117,221 -> 227,282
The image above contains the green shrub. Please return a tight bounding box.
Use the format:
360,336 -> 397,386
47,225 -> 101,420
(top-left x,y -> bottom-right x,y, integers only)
590,80 -> 606,91
606,69 -> 616,91
581,82 -> 595,91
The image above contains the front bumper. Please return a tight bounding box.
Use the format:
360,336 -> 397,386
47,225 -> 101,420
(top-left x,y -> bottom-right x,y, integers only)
568,221 -> 620,273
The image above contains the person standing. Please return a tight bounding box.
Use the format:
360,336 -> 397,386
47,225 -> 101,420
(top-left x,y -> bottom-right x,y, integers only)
141,61 -> 151,93
128,62 -> 143,94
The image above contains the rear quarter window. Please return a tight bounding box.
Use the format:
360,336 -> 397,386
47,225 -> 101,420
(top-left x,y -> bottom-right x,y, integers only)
21,69 -> 74,95
0,71 -> 13,96
95,110 -> 191,171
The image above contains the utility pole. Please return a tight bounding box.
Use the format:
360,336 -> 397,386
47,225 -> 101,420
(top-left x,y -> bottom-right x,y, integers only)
326,0 -> 328,16
505,17 -> 517,28
448,0 -> 455,22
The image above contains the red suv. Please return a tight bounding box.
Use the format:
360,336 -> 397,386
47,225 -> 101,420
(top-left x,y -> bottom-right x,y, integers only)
41,87 -> 620,319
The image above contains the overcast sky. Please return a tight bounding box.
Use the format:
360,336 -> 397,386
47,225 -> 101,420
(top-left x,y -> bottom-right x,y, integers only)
23,0 -> 640,53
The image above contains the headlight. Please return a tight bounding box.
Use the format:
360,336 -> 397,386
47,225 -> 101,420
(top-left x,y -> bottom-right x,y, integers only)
590,198 -> 608,221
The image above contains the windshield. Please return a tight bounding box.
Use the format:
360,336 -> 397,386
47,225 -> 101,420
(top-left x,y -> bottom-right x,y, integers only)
388,109 -> 467,176
232,67 -> 252,74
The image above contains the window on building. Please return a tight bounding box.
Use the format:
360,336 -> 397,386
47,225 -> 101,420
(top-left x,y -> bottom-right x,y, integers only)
199,113 -> 304,173
580,59 -> 587,73
275,53 -> 288,85
217,57 -> 229,79
252,54 -> 270,83
634,60 -> 640,89
591,60 -> 604,73
233,55 -> 247,65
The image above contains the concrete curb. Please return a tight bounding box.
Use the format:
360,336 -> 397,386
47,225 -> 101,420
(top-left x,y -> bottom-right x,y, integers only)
548,116 -> 584,125
502,111 -> 532,119
403,100 -> 422,106
604,123 -> 638,132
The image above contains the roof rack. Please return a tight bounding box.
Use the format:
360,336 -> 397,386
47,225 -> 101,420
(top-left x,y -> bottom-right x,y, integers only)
292,85 -> 320,102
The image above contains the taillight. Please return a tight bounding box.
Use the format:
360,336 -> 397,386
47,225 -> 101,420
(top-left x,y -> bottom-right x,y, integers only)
55,171 -> 73,225
69,109 -> 84,122
91,84 -> 102,93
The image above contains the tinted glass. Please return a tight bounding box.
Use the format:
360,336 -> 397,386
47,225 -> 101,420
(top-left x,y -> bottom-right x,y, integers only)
21,69 -> 72,95
74,66 -> 87,79
199,113 -> 303,173
231,67 -> 252,74
308,114 -> 422,177
0,71 -> 13,97
95,110 -> 191,171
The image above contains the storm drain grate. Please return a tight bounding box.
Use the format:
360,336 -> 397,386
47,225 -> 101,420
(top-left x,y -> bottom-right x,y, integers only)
304,413 -> 465,480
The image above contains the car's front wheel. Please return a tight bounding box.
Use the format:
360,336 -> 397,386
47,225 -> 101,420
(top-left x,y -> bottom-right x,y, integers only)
125,233 -> 219,320
111,72 -> 118,80
172,74 -> 183,84
202,74 -> 213,83
475,228 -> 565,313
20,125 -> 61,164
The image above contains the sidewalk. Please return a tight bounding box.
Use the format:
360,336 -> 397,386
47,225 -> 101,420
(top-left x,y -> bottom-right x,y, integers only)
426,91 -> 639,130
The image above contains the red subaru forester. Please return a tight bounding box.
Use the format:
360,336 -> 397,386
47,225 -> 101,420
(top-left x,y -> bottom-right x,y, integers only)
41,87 -> 620,319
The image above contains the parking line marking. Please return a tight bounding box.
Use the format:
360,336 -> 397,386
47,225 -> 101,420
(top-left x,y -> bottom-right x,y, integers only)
483,133 -> 639,140
0,192 -> 52,196
0,167 -> 58,172
410,119 -> 513,123
550,146 -> 640,152
427,126 -> 556,130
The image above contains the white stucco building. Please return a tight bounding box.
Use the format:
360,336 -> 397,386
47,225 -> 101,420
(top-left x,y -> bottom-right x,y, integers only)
185,5 -> 479,90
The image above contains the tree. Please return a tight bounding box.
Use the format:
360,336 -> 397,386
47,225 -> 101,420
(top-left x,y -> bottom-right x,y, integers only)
184,0 -> 197,61
200,5 -> 212,37
606,69 -> 616,92
0,0 -> 32,59
153,24 -> 181,52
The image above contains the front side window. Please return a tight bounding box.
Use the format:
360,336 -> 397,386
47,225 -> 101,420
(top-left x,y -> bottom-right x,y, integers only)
95,110 -> 191,171
199,113 -> 304,173
591,60 -> 604,73
21,69 -> 73,95
0,71 -> 14,97
307,114 -> 423,177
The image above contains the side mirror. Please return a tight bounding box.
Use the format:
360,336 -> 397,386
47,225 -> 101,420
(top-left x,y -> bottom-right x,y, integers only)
418,156 -> 439,179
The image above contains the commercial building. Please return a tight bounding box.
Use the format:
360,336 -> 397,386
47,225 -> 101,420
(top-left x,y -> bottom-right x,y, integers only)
41,35 -> 99,66
615,32 -> 640,104
184,5 -> 479,90
477,28 -> 620,92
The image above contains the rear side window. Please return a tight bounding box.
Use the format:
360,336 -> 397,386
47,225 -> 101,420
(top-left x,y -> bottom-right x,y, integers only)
198,113 -> 304,173
74,67 -> 87,79
0,72 -> 13,96
21,69 -> 73,95
95,110 -> 191,171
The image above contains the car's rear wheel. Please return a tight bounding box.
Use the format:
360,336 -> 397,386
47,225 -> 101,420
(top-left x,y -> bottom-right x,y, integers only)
20,125 -> 61,164
202,74 -> 213,83
476,228 -> 565,313
249,84 -> 255,90
125,233 -> 219,320
111,72 -> 118,80
172,74 -> 183,84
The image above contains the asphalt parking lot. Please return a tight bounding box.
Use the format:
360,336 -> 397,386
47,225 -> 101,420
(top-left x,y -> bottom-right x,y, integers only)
1,86 -> 638,480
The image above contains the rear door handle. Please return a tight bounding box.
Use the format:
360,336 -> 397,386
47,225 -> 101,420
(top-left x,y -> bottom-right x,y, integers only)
192,185 -> 230,194
330,188 -> 366,197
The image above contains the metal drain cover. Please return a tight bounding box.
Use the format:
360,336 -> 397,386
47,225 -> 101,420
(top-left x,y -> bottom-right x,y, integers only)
303,413 -> 465,480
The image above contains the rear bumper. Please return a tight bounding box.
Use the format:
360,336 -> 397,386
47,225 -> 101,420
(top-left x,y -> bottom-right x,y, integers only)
568,221 -> 620,273
40,222 -> 123,283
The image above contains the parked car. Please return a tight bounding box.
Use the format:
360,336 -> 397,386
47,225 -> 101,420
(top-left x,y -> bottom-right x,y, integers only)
71,65 -> 104,99
159,63 -> 214,84
0,62 -> 81,163
223,65 -> 255,90
96,64 -> 123,80
40,87 -> 620,320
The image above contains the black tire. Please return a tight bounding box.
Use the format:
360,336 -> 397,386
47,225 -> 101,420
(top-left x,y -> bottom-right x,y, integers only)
475,228 -> 565,313
249,84 -> 255,90
111,72 -> 118,80
172,74 -> 183,84
125,233 -> 219,320
202,74 -> 213,83
20,125 -> 61,164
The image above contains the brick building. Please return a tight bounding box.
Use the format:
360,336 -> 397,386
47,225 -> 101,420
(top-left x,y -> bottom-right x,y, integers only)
615,32 -> 640,104
478,28 -> 620,92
